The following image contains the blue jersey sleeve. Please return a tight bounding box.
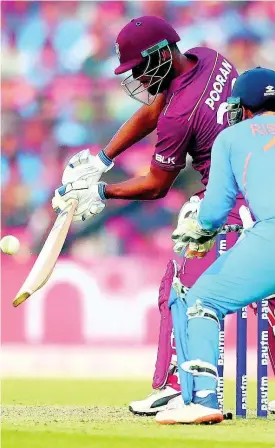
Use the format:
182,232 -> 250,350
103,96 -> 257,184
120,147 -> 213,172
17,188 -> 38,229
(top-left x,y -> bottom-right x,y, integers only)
198,130 -> 239,230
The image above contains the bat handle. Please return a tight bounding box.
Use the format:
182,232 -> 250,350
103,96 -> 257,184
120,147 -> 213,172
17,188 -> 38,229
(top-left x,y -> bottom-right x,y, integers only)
13,292 -> 31,307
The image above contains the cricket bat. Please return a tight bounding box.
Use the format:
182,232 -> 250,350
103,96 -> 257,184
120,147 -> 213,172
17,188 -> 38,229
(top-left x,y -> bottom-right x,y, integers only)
13,200 -> 77,307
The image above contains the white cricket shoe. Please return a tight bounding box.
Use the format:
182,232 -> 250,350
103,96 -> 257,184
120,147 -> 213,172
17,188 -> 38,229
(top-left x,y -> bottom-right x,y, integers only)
269,400 -> 275,414
155,402 -> 223,425
129,386 -> 181,416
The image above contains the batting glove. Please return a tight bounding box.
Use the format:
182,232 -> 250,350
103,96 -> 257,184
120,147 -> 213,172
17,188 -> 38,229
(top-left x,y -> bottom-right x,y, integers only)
62,149 -> 114,186
52,180 -> 107,222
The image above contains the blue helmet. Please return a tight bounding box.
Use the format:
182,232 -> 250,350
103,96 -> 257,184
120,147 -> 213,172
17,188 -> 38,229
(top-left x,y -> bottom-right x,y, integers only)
227,67 -> 275,125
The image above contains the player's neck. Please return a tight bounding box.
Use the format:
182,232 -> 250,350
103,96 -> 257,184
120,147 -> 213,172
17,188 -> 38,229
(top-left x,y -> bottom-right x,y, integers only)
173,54 -> 197,77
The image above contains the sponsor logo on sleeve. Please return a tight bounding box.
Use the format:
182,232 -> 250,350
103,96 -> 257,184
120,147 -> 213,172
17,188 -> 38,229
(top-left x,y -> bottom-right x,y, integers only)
155,154 -> 176,165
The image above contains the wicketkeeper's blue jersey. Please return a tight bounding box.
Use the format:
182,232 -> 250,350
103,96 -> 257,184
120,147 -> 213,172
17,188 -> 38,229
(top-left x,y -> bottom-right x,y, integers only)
198,112 -> 275,230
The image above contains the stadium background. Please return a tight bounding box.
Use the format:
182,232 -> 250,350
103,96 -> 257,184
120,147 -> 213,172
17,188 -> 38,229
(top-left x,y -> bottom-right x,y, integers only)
2,1 -> 275,378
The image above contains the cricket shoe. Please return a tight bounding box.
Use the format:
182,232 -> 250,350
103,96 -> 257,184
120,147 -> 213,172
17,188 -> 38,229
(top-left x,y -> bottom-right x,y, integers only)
129,386 -> 181,416
129,368 -> 181,416
156,392 -> 223,425
268,400 -> 275,414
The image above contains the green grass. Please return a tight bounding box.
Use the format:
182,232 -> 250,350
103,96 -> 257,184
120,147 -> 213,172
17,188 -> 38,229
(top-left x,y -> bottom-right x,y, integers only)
2,379 -> 275,448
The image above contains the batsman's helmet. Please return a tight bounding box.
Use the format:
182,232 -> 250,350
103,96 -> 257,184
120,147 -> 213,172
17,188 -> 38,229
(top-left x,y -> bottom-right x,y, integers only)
227,67 -> 275,125
114,16 -> 180,105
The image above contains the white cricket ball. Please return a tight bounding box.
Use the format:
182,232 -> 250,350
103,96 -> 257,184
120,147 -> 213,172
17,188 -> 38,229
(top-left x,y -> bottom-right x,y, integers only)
0,235 -> 20,255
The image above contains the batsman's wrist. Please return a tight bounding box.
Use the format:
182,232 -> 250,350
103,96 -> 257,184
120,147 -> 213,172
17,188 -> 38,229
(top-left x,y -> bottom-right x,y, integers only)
98,182 -> 108,200
98,150 -> 113,167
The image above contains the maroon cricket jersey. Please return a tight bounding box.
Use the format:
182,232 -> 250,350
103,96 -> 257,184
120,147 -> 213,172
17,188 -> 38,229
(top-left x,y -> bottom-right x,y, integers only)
152,47 -> 238,186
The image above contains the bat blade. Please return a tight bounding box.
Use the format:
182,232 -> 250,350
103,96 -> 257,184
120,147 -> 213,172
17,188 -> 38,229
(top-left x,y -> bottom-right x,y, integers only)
13,201 -> 77,307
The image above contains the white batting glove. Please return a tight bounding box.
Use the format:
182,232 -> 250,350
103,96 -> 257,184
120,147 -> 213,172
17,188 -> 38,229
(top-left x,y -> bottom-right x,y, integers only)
52,180 -> 106,222
62,149 -> 114,186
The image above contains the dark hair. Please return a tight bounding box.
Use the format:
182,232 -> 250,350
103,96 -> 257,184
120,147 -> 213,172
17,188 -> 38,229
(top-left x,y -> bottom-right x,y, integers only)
249,98 -> 275,114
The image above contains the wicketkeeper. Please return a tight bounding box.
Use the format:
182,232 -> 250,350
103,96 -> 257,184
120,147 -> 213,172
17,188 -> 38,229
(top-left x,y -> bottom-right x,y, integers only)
155,67 -> 275,424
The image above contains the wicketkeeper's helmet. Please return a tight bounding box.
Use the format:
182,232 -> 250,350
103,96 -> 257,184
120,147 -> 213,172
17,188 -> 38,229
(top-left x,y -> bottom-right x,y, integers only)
227,67 -> 275,126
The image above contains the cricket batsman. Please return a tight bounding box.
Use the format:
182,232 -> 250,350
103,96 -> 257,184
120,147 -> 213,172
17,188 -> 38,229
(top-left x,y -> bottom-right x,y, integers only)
51,17 -> 275,414
154,66 -> 275,424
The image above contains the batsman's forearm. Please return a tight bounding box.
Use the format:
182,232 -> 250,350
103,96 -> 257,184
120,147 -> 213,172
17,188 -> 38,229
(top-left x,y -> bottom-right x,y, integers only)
104,177 -> 168,200
104,94 -> 165,160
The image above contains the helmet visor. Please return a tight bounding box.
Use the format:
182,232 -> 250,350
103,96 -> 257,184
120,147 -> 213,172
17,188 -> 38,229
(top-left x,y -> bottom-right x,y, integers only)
120,40 -> 173,106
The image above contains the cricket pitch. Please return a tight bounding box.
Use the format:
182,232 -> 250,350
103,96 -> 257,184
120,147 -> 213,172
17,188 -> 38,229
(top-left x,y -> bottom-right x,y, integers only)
2,379 -> 275,448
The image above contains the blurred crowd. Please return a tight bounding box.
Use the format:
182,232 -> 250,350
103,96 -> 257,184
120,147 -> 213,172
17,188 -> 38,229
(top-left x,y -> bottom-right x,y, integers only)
2,1 -> 275,257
